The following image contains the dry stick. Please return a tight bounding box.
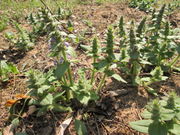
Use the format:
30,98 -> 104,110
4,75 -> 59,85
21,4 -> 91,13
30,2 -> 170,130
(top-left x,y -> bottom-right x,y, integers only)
93,114 -> 101,135
100,122 -> 109,135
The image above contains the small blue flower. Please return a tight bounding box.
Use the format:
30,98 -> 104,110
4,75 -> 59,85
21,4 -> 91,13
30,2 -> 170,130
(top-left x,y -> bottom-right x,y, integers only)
53,60 -> 58,65
64,42 -> 70,47
67,53 -> 71,60
48,37 -> 56,47
48,44 -> 52,50
59,57 -> 64,64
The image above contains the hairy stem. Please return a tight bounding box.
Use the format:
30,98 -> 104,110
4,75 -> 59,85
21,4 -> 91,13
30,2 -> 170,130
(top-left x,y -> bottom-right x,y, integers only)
62,50 -> 74,86
97,65 -> 109,91
169,54 -> 180,68
62,75 -> 68,85
90,57 -> 96,85
61,49 -> 73,100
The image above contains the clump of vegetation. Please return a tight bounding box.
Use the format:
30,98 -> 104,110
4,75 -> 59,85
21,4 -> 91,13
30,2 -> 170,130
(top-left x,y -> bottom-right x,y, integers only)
0,16 -> 8,32
5,23 -> 34,52
5,7 -> 126,134
130,92 -> 180,135
167,1 -> 180,14
28,8 -> 72,36
114,5 -> 180,94
129,0 -> 156,12
0,60 -> 19,82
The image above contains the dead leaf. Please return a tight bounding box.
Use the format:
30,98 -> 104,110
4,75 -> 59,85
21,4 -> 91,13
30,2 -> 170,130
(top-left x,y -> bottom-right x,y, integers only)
56,117 -> 73,135
3,125 -> 13,135
15,94 -> 30,99
109,89 -> 132,97
5,100 -> 17,107
27,105 -> 37,115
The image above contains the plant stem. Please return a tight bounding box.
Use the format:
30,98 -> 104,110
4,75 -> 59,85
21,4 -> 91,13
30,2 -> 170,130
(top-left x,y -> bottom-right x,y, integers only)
67,68 -> 73,86
97,74 -> 106,92
62,75 -> 67,85
90,57 -> 96,85
62,49 -> 74,86
169,54 -> 180,68
61,49 -> 73,100
97,65 -> 109,92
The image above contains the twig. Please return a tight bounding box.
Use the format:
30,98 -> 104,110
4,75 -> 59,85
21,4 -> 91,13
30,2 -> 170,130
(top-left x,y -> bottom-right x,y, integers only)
100,122 -> 109,135
94,116 -> 101,135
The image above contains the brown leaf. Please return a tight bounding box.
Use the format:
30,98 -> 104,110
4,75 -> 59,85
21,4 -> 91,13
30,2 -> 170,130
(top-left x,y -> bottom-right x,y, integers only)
3,125 -> 13,135
15,94 -> 30,99
27,105 -> 37,115
56,117 -> 73,135
5,100 -> 17,107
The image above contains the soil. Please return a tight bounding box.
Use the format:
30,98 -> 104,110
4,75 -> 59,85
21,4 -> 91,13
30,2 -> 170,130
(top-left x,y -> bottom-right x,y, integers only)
0,2 -> 180,135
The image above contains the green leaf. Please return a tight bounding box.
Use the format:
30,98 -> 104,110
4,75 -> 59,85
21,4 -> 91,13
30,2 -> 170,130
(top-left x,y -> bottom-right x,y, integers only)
0,60 -> 19,82
114,53 -> 120,60
73,89 -> 99,105
176,112 -> 180,120
169,124 -> 180,135
37,85 -> 51,94
40,93 -> 53,105
79,45 -> 91,52
142,110 -> 152,119
66,46 -> 77,58
172,66 -> 180,72
52,104 -> 72,112
130,120 -> 152,133
148,122 -> 168,135
68,34 -> 76,39
176,44 -> 180,54
54,61 -> 70,80
141,77 -> 151,82
74,119 -> 88,135
8,63 -> 19,74
140,59 -> 152,65
145,86 -> 158,96
36,106 -> 48,117
111,74 -> 127,83
35,78 -> 46,85
53,91 -> 66,102
11,118 -> 20,129
5,32 -> 15,40
161,109 -> 175,121
93,59 -> 108,70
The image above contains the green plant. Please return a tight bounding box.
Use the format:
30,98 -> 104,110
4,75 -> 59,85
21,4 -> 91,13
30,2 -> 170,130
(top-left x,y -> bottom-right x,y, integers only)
28,8 -> 55,36
0,60 -> 19,82
144,5 -> 179,69
56,7 -> 72,19
130,92 -> 180,135
27,8 -> 72,36
5,23 -> 34,51
92,27 -> 127,91
115,5 -> 179,94
0,17 -> 8,32
26,69 -> 72,116
139,66 -> 168,95
167,1 -> 180,14
129,0 -> 156,12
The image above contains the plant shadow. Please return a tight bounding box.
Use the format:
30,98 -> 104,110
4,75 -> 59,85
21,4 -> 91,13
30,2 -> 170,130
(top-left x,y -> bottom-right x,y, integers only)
0,49 -> 26,64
